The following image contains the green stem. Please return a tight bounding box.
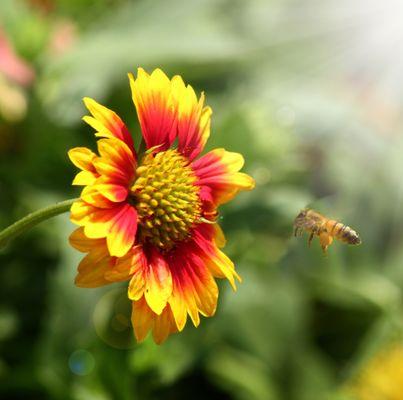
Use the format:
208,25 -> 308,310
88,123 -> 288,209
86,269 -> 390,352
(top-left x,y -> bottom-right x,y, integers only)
0,198 -> 77,249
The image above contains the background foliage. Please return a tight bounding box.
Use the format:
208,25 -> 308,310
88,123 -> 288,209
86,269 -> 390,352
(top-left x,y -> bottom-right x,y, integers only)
1,0 -> 403,399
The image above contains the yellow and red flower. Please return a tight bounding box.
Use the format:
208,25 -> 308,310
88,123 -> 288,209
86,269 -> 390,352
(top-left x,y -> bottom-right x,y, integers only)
68,68 -> 255,344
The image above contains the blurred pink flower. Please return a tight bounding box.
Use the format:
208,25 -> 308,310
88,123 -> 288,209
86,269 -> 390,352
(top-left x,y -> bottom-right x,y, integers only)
0,28 -> 35,87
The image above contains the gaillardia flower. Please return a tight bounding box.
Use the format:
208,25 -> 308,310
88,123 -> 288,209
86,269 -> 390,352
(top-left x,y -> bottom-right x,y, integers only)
68,68 -> 255,344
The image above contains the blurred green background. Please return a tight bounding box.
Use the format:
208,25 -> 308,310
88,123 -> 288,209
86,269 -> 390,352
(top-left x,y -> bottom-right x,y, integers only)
1,0 -> 403,399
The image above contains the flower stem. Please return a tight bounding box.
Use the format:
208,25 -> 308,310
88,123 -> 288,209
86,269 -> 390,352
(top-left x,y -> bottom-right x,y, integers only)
0,198 -> 78,249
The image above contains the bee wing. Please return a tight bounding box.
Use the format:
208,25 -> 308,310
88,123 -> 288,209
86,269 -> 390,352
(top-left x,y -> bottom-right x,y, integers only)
309,194 -> 342,214
299,195 -> 340,225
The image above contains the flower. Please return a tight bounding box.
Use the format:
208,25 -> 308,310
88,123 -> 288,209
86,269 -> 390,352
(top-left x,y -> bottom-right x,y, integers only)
68,68 -> 255,344
344,343 -> 403,400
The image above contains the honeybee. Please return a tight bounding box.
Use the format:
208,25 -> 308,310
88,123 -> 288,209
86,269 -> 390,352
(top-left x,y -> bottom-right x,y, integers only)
294,209 -> 361,253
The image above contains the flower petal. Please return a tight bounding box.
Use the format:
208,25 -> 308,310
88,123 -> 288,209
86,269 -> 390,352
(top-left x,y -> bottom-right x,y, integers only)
131,297 -> 154,342
70,200 -> 95,226
144,248 -> 173,315
75,245 -> 112,288
94,137 -> 136,186
205,247 -> 240,290
71,229 -> 145,287
129,68 -> 178,150
69,147 -> 99,186
131,297 -> 177,344
213,223 -> 226,248
152,304 -> 177,344
68,147 -> 97,172
193,148 -> 255,206
175,80 -> 212,160
71,201 -> 138,258
105,245 -> 146,282
128,267 -> 146,301
91,182 -> 128,203
106,204 -> 138,257
69,227 -> 104,252
72,170 -> 97,186
193,223 -> 241,290
82,97 -> 135,153
167,278 -> 188,331
167,240 -> 219,330
80,186 -> 117,208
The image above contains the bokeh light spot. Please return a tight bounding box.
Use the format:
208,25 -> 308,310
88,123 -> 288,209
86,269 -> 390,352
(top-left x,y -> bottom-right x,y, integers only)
253,166 -> 271,185
93,288 -> 135,349
68,349 -> 95,376
0,308 -> 18,341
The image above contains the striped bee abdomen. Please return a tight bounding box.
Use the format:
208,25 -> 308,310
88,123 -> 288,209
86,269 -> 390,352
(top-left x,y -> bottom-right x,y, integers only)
326,220 -> 361,245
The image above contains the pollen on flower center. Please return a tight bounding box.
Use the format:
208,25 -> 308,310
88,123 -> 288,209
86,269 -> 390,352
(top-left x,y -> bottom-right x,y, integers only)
130,149 -> 202,250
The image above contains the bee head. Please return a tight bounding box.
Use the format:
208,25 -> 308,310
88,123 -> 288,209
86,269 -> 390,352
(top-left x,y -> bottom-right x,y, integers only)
294,209 -> 310,228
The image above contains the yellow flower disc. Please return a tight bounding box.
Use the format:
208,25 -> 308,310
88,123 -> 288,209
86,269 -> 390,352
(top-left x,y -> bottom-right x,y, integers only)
131,149 -> 201,250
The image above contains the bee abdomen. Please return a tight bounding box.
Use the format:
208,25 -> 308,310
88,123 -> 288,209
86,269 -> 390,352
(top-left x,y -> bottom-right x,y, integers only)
336,225 -> 361,245
327,220 -> 361,245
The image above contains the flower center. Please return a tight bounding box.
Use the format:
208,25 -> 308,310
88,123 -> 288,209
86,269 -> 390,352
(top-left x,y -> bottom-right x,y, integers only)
130,149 -> 202,250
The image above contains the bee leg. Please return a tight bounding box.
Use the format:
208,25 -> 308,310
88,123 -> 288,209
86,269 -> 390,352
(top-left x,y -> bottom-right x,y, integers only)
294,226 -> 302,237
319,233 -> 333,255
308,232 -> 314,247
